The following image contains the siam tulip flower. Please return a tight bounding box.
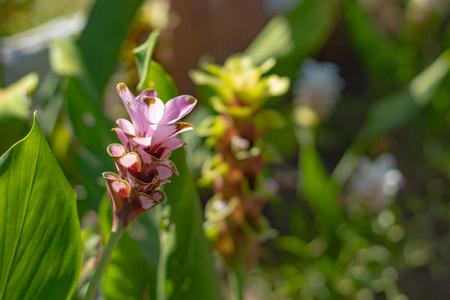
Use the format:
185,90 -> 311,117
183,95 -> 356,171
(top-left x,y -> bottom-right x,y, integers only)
347,153 -> 404,213
294,59 -> 344,127
104,83 -> 196,228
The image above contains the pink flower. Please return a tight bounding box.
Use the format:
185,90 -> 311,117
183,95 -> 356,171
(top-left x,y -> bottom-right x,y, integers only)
104,83 -> 197,227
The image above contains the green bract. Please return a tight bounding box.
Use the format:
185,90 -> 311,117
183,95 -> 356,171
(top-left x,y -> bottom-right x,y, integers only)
190,54 -> 289,111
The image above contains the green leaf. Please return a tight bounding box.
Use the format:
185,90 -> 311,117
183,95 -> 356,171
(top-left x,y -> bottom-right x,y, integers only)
159,150 -> 223,300
134,30 -> 161,91
245,0 -> 336,77
77,0 -> 144,91
133,33 -> 223,300
0,114 -> 82,300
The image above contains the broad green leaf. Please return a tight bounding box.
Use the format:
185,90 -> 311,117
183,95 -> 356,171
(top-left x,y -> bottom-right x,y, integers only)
77,0 -> 144,91
332,49 -> 450,184
0,114 -> 82,300
133,33 -> 223,300
245,0 -> 336,77
0,73 -> 38,120
99,196 -> 158,300
296,127 -> 342,229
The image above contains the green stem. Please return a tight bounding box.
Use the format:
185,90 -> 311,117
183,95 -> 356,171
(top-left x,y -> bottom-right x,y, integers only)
83,223 -> 126,300
229,263 -> 245,300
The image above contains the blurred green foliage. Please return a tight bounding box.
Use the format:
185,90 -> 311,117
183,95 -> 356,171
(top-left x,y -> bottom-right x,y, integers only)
2,0 -> 450,299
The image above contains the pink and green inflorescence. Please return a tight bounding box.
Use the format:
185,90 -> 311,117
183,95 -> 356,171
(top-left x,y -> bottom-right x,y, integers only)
104,83 -> 197,228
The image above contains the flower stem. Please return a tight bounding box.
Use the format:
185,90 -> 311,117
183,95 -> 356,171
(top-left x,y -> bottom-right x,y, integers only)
229,263 -> 245,300
83,223 -> 126,300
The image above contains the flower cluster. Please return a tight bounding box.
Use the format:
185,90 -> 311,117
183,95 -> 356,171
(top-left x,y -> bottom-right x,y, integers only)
104,83 -> 196,227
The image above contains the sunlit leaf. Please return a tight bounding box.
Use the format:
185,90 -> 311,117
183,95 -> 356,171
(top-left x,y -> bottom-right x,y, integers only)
0,73 -> 38,120
77,0 -> 144,91
0,114 -> 82,300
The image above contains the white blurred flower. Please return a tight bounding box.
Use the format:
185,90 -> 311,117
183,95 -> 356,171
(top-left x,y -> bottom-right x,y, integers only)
293,59 -> 344,126
348,153 -> 404,213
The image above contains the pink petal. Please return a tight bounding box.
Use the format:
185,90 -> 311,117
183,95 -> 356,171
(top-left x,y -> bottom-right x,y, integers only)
130,136 -> 152,149
112,128 -> 129,148
112,181 -> 130,198
136,147 -> 156,165
140,89 -> 158,98
152,122 -> 193,146
160,159 -> 179,175
150,190 -> 167,204
159,148 -> 172,160
116,83 -> 143,132
136,95 -> 165,125
151,179 -> 170,189
103,172 -> 120,179
104,176 -> 131,198
155,164 -> 177,180
116,118 -> 136,136
107,143 -> 126,157
137,193 -> 158,210
159,137 -> 186,152
160,95 -> 197,125
118,152 -> 141,173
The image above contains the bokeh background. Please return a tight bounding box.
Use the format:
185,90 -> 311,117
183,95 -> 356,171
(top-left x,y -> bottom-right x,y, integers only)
2,0 -> 450,299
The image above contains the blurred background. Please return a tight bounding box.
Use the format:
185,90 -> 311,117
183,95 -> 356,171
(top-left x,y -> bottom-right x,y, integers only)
2,0 -> 450,299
